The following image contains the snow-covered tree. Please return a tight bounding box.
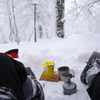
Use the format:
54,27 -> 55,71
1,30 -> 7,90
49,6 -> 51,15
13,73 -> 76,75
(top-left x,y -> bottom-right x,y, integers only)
56,0 -> 65,38
65,0 -> 100,36
36,0 -> 56,39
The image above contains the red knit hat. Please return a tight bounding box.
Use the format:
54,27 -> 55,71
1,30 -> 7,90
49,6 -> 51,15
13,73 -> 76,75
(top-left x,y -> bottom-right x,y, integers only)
5,49 -> 19,58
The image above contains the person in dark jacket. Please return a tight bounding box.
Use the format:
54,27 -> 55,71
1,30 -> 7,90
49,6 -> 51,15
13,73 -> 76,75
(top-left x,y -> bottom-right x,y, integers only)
80,51 -> 100,100
0,53 -> 33,100
0,52 -> 44,100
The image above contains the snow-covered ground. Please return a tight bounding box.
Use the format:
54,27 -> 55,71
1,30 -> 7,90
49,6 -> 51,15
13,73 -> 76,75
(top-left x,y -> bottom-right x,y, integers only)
1,34 -> 100,100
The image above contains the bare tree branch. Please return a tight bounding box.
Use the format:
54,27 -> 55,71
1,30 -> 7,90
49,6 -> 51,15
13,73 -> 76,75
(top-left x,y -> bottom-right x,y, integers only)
66,0 -> 100,20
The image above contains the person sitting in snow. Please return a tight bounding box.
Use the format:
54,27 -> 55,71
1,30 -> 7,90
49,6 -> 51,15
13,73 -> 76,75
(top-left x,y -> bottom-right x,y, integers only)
0,49 -> 44,100
80,51 -> 100,100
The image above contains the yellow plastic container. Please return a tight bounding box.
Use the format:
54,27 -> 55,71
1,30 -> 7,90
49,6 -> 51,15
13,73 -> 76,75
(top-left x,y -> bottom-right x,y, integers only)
43,62 -> 55,78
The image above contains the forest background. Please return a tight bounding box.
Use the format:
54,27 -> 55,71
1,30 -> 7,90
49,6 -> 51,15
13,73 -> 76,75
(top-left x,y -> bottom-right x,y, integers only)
0,0 -> 100,100
0,0 -> 100,44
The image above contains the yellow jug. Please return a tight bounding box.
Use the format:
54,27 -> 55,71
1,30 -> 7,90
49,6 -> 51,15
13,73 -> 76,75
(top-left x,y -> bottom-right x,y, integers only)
43,62 -> 55,78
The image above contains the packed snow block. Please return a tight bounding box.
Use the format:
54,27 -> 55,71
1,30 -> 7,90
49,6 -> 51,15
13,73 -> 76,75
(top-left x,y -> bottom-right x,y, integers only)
39,71 -> 59,82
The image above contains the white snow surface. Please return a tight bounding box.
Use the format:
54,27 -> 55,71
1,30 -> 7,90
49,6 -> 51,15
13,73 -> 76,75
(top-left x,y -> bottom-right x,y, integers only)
1,33 -> 100,100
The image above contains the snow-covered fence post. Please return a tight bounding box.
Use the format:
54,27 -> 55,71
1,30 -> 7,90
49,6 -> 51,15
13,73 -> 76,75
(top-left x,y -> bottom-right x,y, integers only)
56,0 -> 65,38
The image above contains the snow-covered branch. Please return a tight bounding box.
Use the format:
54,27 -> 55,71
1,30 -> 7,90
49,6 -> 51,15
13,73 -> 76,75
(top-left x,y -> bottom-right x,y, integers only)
66,0 -> 100,20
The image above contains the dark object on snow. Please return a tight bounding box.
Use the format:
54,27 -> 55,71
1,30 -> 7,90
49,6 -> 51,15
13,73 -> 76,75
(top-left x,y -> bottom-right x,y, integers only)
26,67 -> 36,79
5,49 -> 19,58
87,72 -> 100,100
0,87 -> 17,100
80,51 -> 100,100
80,51 -> 100,85
63,78 -> 77,95
0,53 -> 44,100
31,79 -> 45,100
25,67 -> 45,100
0,53 -> 26,100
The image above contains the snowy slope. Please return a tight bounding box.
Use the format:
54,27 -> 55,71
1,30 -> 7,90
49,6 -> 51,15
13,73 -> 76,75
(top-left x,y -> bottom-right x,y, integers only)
1,34 -> 100,100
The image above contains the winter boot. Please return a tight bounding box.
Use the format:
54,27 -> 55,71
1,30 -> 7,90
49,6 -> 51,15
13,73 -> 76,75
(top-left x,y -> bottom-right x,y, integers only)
80,51 -> 100,85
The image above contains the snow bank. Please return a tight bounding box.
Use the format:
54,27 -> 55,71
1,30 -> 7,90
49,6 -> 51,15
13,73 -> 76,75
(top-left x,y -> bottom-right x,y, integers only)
1,34 -> 100,100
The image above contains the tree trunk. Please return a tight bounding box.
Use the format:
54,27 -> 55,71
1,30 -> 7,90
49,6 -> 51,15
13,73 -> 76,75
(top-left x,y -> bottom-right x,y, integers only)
12,0 -> 20,45
56,0 -> 65,38
7,1 -> 15,42
33,4 -> 37,42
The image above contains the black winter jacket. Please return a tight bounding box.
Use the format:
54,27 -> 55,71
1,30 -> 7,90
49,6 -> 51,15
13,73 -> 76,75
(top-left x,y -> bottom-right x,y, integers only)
87,72 -> 100,100
0,53 -> 27,100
